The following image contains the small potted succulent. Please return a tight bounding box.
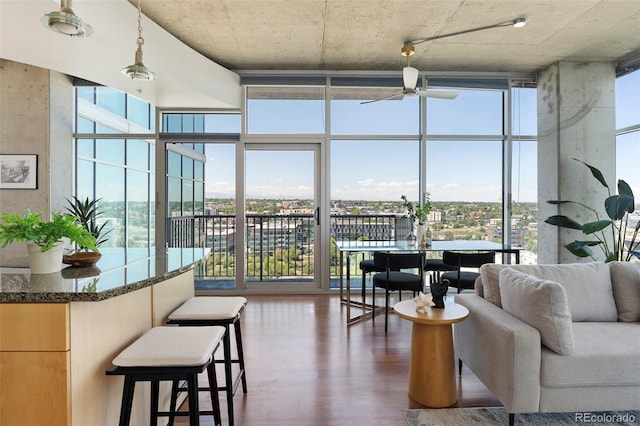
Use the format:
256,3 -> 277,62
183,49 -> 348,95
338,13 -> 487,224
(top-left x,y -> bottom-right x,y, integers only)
0,208 -> 97,273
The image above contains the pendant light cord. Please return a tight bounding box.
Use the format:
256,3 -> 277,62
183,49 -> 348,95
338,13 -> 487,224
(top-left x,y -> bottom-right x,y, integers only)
136,0 -> 144,48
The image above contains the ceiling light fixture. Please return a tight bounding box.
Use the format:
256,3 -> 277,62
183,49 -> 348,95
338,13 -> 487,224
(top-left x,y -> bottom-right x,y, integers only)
513,18 -> 527,28
406,17 -> 526,46
40,0 -> 93,37
121,0 -> 155,81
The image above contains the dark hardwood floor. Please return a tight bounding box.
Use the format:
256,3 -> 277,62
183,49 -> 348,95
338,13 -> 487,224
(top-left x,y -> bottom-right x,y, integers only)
177,294 -> 501,426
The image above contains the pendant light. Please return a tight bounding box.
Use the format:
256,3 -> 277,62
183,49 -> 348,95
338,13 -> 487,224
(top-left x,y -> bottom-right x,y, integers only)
121,0 -> 156,81
40,0 -> 93,37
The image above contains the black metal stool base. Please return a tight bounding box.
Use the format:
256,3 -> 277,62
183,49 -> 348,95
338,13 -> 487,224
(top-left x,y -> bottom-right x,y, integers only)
106,362 -> 221,426
167,313 -> 247,426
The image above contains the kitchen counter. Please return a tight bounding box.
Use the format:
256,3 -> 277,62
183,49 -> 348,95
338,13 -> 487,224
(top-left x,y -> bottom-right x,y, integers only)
0,247 -> 209,303
0,247 -> 210,426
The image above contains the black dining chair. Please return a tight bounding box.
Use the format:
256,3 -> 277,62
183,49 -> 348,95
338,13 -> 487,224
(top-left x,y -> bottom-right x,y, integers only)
372,251 -> 425,332
359,256 -> 385,306
424,257 -> 457,285
439,251 -> 496,293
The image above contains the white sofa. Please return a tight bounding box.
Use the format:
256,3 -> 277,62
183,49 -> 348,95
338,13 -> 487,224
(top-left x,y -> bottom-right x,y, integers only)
453,261 -> 640,425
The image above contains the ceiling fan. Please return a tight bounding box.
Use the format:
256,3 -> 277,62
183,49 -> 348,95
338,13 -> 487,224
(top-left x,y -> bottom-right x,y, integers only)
361,17 -> 527,105
361,43 -> 459,104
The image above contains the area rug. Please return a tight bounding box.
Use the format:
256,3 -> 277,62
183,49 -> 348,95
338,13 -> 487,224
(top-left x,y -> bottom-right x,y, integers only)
404,407 -> 640,425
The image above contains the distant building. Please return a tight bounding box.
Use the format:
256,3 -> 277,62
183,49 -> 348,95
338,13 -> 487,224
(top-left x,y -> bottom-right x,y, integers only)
330,222 -> 394,240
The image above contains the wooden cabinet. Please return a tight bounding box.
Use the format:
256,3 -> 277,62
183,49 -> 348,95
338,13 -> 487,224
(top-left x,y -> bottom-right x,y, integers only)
0,304 -> 71,426
0,269 -> 195,426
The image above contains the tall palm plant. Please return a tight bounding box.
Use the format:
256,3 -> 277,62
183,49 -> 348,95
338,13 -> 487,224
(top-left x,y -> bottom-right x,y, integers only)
65,196 -> 112,249
545,158 -> 640,262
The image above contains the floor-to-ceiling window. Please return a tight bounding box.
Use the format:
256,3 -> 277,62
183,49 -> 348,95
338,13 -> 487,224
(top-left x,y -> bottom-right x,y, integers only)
511,85 -> 538,263
243,84 -> 325,290
615,69 -> 640,252
160,112 -> 241,288
74,86 -> 155,262
426,85 -> 504,246
76,73 -> 538,292
329,81 -> 421,284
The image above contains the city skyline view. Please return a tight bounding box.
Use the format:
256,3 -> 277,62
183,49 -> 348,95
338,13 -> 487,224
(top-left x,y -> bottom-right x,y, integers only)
202,76 -> 639,204
204,87 -> 541,203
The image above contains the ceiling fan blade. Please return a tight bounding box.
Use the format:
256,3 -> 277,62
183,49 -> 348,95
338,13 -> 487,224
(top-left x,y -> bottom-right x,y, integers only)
360,92 -> 405,104
403,66 -> 419,90
415,90 -> 460,99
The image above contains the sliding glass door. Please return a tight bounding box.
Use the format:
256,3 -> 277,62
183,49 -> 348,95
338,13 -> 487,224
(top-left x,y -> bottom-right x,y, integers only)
244,143 -> 322,290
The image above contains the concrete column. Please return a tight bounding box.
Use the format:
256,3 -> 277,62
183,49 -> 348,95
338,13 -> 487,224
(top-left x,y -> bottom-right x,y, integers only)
537,61 -> 616,264
0,59 -> 73,266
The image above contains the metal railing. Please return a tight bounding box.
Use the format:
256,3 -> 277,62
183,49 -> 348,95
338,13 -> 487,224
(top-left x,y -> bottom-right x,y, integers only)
167,213 -> 409,281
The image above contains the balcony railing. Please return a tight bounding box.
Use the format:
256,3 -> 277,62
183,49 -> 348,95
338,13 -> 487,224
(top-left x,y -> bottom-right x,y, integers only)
167,213 -> 409,282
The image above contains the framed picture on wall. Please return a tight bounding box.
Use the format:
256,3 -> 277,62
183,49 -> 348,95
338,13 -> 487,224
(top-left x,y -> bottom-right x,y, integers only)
0,154 -> 38,189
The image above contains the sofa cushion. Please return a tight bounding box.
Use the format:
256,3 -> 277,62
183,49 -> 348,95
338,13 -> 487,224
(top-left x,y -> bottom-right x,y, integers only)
481,263 -> 617,322
540,322 -> 640,387
499,268 -> 574,355
609,261 -> 640,322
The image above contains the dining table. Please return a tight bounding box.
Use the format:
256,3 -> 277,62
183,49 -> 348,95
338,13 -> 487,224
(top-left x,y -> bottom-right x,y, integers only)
334,239 -> 521,325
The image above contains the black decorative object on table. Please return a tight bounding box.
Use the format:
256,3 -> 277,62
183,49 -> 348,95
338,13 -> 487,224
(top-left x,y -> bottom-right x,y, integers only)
430,279 -> 449,309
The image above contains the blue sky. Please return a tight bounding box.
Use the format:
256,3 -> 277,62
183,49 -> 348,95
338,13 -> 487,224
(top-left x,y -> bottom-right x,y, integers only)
204,75 -> 639,203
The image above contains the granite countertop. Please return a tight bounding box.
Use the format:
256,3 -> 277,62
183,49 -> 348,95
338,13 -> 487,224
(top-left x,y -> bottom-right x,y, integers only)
0,247 -> 210,303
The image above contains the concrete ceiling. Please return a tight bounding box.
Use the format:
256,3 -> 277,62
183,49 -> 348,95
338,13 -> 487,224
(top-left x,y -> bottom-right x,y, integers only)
1,1 -> 639,109
135,0 -> 640,74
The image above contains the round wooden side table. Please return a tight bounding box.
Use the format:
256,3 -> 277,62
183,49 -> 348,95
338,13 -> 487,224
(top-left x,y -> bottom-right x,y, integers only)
393,299 -> 469,408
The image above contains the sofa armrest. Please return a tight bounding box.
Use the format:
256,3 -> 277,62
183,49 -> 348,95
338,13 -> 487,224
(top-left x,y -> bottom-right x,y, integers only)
454,293 -> 542,413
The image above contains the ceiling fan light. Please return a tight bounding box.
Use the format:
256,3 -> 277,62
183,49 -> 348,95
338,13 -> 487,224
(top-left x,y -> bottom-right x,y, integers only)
40,1 -> 92,37
403,66 -> 419,90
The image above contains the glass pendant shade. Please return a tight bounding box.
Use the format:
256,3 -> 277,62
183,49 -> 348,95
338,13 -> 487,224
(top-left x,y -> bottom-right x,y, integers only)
40,0 -> 92,37
122,41 -> 156,80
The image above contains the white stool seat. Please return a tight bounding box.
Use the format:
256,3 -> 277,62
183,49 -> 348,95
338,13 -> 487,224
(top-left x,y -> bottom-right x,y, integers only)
113,326 -> 225,367
168,297 -> 247,321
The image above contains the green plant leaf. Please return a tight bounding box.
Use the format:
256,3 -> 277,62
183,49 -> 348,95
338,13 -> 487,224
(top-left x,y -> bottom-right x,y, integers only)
573,158 -> 608,189
65,196 -> 110,248
605,253 -> 618,262
544,215 -> 583,230
617,180 -> 634,213
582,220 -> 612,234
545,159 -> 637,262
0,209 -> 97,252
604,194 -> 634,220
618,179 -> 634,196
565,240 -> 600,257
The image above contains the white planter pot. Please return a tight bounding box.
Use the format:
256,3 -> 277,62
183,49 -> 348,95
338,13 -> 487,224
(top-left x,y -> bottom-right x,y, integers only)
27,241 -> 64,274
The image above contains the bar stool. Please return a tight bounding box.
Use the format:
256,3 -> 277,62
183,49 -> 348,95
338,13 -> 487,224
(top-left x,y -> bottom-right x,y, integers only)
106,326 -> 225,426
167,297 -> 247,426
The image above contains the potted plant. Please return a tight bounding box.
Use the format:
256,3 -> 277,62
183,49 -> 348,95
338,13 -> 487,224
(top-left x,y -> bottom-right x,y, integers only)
401,194 -> 433,247
0,208 -> 97,273
545,158 -> 640,262
65,196 -> 111,248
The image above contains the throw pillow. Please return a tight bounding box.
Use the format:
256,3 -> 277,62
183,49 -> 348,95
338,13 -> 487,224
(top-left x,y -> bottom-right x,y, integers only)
499,268 -> 575,355
609,261 -> 640,322
481,262 -> 617,322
